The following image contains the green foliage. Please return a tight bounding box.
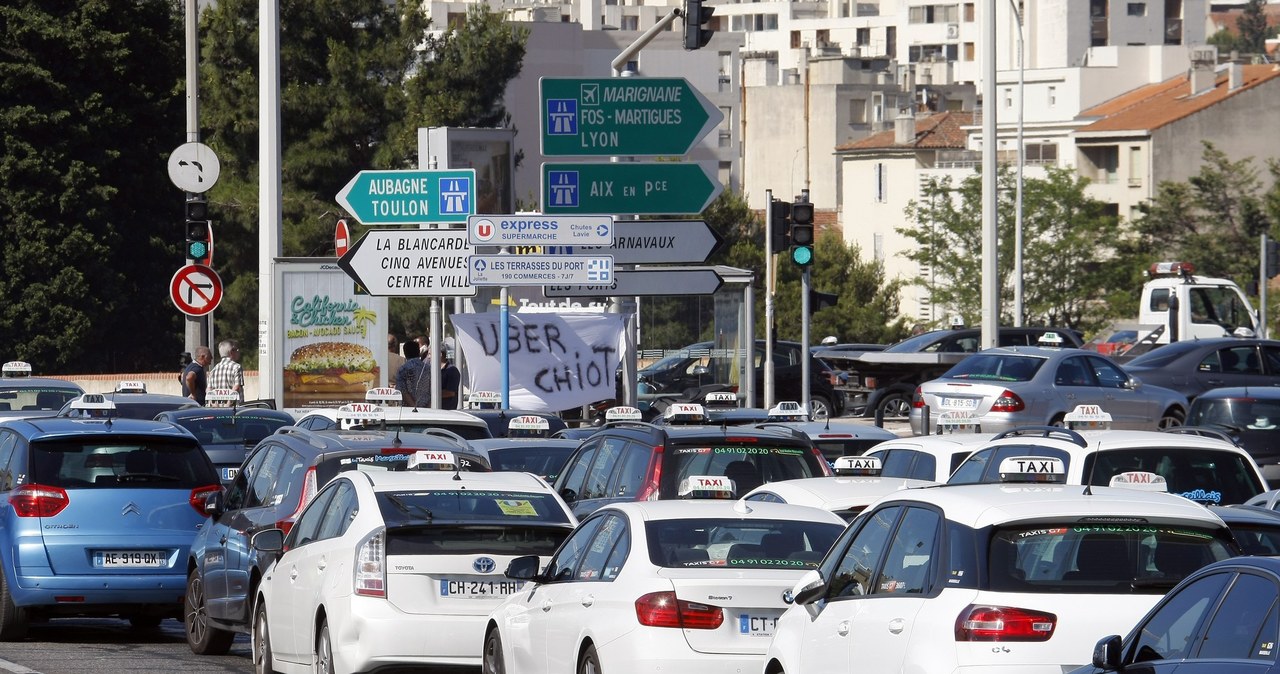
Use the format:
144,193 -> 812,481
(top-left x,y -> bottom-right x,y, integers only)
0,0 -> 185,372
1238,0 -> 1273,54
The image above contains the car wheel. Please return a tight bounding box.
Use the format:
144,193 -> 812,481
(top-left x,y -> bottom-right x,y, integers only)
185,571 -> 234,654
316,620 -> 335,674
0,568 -> 28,641
482,627 -> 505,674
578,643 -> 602,674
876,390 -> 912,419
1048,414 -> 1066,428
808,395 -> 833,421
252,599 -> 274,674
1158,408 -> 1185,430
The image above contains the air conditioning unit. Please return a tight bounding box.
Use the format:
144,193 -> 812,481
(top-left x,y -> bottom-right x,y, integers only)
946,23 -> 959,39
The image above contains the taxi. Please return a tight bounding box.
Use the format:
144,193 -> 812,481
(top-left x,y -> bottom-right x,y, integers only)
764,458 -> 1240,674
742,456 -> 936,520
553,404 -> 645,441
469,416 -> 578,483
293,388 -> 492,440
0,360 -> 84,419
482,478 -> 846,674
753,401 -> 899,463
250,453 -> 577,672
864,413 -> 996,481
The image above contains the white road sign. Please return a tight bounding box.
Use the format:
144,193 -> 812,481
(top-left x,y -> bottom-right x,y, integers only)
544,266 -> 723,297
167,142 -> 221,193
468,255 -> 614,286
544,220 -> 723,264
468,214 -> 613,246
336,229 -> 475,297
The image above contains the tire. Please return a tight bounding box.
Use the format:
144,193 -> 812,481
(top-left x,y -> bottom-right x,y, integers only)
316,620 -> 334,674
875,389 -> 912,419
0,569 -> 28,641
808,395 -> 833,421
252,599 -> 274,674
578,643 -> 602,674
1048,414 -> 1066,428
1158,407 -> 1185,430
482,627 -> 505,674
185,571 -> 234,654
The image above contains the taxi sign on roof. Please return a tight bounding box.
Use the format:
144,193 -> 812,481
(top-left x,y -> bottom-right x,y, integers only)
71,394 -> 116,411
1109,471 -> 1168,492
1064,405 -> 1112,430
115,380 -> 148,393
1037,331 -> 1064,346
365,388 -> 404,404
509,415 -> 550,431
2,361 -> 32,377
206,388 -> 239,402
677,475 -> 735,499
767,401 -> 808,421
337,403 -> 385,422
408,450 -> 457,470
998,456 -> 1066,483
664,403 -> 706,422
605,406 -> 642,422
937,410 -> 980,432
468,391 -> 502,404
833,455 -> 882,476
704,391 -> 737,406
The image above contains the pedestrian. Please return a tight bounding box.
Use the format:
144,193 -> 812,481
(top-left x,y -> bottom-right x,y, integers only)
439,347 -> 460,410
412,344 -> 433,408
387,333 -> 406,381
182,345 -> 213,405
207,340 -> 245,404
395,339 -> 427,407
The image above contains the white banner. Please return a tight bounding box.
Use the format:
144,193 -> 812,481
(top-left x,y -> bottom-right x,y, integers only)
451,313 -> 628,412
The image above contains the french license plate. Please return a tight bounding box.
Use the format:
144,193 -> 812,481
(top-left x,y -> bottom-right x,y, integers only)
439,579 -> 523,598
738,614 -> 778,637
220,467 -> 239,481
94,550 -> 165,568
941,397 -> 977,409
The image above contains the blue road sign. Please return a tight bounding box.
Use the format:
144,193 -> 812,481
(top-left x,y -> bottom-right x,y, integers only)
337,169 -> 476,225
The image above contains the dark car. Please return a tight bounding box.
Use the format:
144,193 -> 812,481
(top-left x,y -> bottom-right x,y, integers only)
1072,555 -> 1280,674
183,426 -> 489,655
1123,338 -> 1280,402
469,437 -> 579,483
1186,386 -> 1280,480
1210,504 -> 1280,556
60,391 -> 197,420
466,408 -> 568,438
551,420 -> 832,518
153,407 -> 296,484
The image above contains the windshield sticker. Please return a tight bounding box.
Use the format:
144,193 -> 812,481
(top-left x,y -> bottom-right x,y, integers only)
1260,642 -> 1275,657
340,455 -> 408,465
712,447 -> 805,456
674,447 -> 713,454
1178,489 -> 1223,504
726,557 -> 815,568
496,499 -> 539,517
1017,528 -> 1069,538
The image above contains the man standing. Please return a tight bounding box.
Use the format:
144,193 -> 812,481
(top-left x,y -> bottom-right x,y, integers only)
387,334 -> 406,385
438,348 -> 460,410
395,340 -> 427,407
182,346 -> 213,405
208,340 -> 245,404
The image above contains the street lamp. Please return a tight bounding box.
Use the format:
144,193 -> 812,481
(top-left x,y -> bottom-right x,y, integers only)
1011,0 -> 1025,327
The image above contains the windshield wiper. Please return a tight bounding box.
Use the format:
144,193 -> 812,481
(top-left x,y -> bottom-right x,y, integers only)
385,494 -> 433,522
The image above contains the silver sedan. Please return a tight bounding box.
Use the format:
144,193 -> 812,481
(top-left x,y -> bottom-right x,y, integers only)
908,346 -> 1189,434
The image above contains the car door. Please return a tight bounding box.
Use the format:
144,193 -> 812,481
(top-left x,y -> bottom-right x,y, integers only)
569,437 -> 629,515
517,514 -> 606,673
273,481 -> 342,664
556,441 -> 599,518
1088,355 -> 1154,429
1052,355 -> 1107,414
1113,570 -> 1233,673
544,513 -> 630,672
1173,570 -> 1279,673
203,445 -> 270,621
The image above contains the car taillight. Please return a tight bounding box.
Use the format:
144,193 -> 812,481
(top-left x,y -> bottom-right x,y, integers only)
11,484 -> 69,517
635,591 -> 723,629
635,448 -> 662,501
354,528 -> 386,597
911,387 -> 925,409
810,447 -> 833,475
955,604 -> 1056,641
277,466 -> 318,535
990,390 -> 1025,413
188,484 -> 220,516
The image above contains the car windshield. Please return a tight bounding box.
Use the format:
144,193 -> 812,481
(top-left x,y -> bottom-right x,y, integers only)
641,346 -> 709,374
1084,449 -> 1265,506
646,518 -> 843,569
1189,397 -> 1280,431
0,386 -> 81,413
883,332 -> 948,353
941,354 -> 1044,382
987,522 -> 1235,594
659,443 -> 828,498
171,414 -> 290,445
486,445 -> 576,482
377,489 -> 572,526
31,437 -> 218,488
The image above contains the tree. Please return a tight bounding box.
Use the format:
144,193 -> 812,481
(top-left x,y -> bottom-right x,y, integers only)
0,1 -> 185,372
1238,0 -> 1273,55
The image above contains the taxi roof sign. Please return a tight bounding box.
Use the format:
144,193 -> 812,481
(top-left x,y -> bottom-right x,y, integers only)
206,388 -> 239,402
1108,471 -> 1168,492
71,394 -> 116,411
2,361 -> 32,377
833,455 -> 883,476
1036,331 -> 1064,347
998,455 -> 1067,483
468,391 -> 502,404
767,401 -> 808,421
664,403 -> 706,423
508,415 -> 551,437
115,380 -> 148,393
407,450 -> 457,471
365,387 -> 403,404
937,410 -> 980,432
605,406 -> 642,422
677,475 -> 736,499
704,391 -> 738,406
337,403 -> 385,422
1064,405 -> 1112,430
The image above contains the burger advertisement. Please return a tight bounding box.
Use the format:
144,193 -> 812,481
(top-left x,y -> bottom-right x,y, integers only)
278,262 -> 387,413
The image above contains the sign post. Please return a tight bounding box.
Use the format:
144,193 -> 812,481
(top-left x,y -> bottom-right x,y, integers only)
540,77 -> 723,157
336,169 -> 476,225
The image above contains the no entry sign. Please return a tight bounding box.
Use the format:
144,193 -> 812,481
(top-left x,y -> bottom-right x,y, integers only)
170,264 -> 223,316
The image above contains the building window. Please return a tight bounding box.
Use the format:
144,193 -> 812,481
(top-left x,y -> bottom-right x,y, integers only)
964,3 -> 975,21
718,107 -> 732,147
1082,146 -> 1120,184
874,232 -> 885,261
1004,87 -> 1013,108
964,42 -> 975,60
872,92 -> 885,123
857,27 -> 870,46
874,163 -> 887,203
1127,2 -> 1146,16
1027,143 -> 1057,165
850,98 -> 867,124
1129,145 -> 1144,186
620,15 -> 638,30
1048,85 -> 1057,106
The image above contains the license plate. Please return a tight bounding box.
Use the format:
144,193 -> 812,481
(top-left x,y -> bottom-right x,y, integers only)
220,467 -> 239,481
738,614 -> 778,637
439,579 -> 524,598
94,550 -> 165,568
941,397 -> 977,409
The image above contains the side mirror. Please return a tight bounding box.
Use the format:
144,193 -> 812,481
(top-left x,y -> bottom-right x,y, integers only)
692,365 -> 710,377
505,555 -> 543,582
559,488 -> 578,503
1126,376 -> 1142,390
790,570 -> 826,606
203,490 -> 225,518
1091,634 -> 1123,669
250,528 -> 285,554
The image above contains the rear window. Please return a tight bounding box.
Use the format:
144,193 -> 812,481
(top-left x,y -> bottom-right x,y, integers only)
487,446 -> 575,482
0,386 -> 81,413
353,422 -> 491,441
172,414 -> 290,445
941,354 -> 1043,382
1084,449 -> 1265,505
31,437 -> 218,488
379,489 -> 572,556
316,449 -> 489,485
646,518 -> 843,569
987,522 -> 1236,594
1126,341 -> 1199,368
660,443 -> 828,498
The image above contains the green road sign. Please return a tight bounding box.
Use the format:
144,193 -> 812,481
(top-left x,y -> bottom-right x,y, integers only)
542,162 -> 724,216
336,169 -> 476,225
540,77 -> 724,157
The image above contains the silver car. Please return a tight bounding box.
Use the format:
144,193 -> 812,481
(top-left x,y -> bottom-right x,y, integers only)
909,346 -> 1189,434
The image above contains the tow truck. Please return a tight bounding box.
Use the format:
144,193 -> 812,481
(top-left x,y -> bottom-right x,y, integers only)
1118,261 -> 1258,358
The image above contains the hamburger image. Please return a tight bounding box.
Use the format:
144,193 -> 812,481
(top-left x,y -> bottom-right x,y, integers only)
283,342 -> 379,394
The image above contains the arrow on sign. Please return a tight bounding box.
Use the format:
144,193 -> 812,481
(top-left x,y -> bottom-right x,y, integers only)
542,162 -> 723,216
336,169 -> 476,225
550,220 -> 723,264
540,77 -> 724,157
544,266 -> 723,297
337,229 -> 476,297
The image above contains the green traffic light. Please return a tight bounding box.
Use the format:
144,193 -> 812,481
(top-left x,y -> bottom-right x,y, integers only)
187,241 -> 209,260
791,245 -> 813,266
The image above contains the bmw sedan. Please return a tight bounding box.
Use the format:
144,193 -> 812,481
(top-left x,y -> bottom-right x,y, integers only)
1122,337 -> 1280,402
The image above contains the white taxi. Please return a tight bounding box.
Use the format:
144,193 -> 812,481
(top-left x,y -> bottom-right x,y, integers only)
763,458 -> 1240,674
742,456 -> 936,520
482,480 -> 847,674
248,453 -> 577,673
864,414 -> 996,481
294,388 -> 492,440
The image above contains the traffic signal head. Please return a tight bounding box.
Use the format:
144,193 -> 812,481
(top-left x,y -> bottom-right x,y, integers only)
789,197 -> 814,267
684,0 -> 715,50
770,198 -> 791,251
1268,240 -> 1280,279
185,196 -> 211,264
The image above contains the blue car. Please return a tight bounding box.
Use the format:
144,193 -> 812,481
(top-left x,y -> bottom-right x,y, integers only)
0,395 -> 221,639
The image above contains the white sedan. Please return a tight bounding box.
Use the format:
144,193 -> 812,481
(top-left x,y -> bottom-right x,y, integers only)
249,456 -> 577,673
742,456 -> 936,520
482,489 -> 846,674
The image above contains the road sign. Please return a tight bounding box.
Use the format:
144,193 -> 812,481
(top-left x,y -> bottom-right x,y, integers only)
337,229 -> 475,297
170,264 -> 223,316
468,214 -> 613,246
335,218 -> 350,257
544,266 -> 723,297
540,77 -> 723,157
468,255 -> 614,286
167,142 -> 221,193
545,220 -> 723,264
336,169 -> 475,225
542,162 -> 723,215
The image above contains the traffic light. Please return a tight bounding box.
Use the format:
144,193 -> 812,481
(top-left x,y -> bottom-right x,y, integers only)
789,195 -> 814,267
1268,239 -> 1280,279
683,0 -> 715,50
809,289 -> 838,313
770,198 -> 791,251
185,194 -> 211,264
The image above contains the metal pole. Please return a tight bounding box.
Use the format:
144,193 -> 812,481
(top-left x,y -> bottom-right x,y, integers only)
742,282 -> 755,409
1012,1 -> 1025,327
184,0 -> 210,354
764,189 -> 775,409
981,0 -> 999,349
258,0 -> 282,402
1263,234 -> 1270,340
500,285 -> 510,409
429,299 -> 441,409
801,268 -> 811,416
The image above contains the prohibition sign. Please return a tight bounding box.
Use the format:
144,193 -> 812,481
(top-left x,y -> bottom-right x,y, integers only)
170,264 -> 223,316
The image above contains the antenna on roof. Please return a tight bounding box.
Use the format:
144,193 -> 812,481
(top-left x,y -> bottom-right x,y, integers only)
1083,441 -> 1099,496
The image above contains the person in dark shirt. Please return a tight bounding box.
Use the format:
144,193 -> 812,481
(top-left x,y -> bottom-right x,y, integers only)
181,345 -> 213,405
439,348 -> 461,410
395,339 -> 427,407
